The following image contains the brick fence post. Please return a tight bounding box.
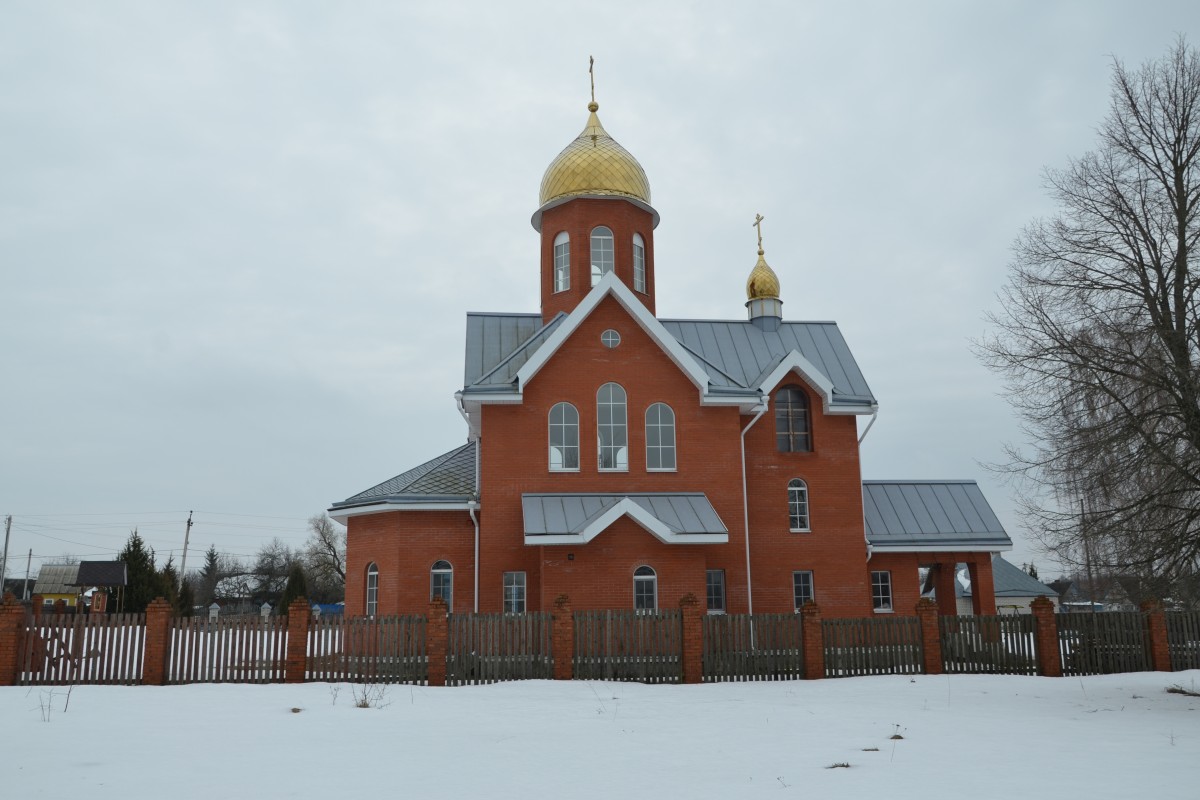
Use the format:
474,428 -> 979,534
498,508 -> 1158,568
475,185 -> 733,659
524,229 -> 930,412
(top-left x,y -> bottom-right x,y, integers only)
800,602 -> 825,680
427,597 -> 448,687
1030,596 -> 1062,677
552,594 -> 574,681
1141,599 -> 1172,672
142,597 -> 173,686
916,598 -> 943,675
31,595 -> 43,619
679,593 -> 703,684
285,598 -> 311,683
0,593 -> 25,686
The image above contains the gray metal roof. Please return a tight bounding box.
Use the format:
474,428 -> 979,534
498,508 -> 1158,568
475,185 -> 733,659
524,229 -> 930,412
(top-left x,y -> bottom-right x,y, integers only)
73,561 -> 127,587
522,493 -> 728,536
333,441 -> 477,508
33,564 -> 80,595
958,557 -> 1057,599
464,313 -> 554,387
863,480 -> 1012,551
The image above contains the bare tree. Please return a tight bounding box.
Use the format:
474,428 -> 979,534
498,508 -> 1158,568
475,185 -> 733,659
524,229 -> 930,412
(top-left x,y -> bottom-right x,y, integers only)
980,39 -> 1200,584
304,514 -> 346,603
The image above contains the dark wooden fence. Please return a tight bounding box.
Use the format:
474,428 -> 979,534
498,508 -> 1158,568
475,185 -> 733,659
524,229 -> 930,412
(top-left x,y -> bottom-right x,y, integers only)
1056,611 -> 1150,675
1165,610 -> 1200,671
822,616 -> 923,677
702,613 -> 804,682
447,612 -> 553,685
168,615 -> 287,684
574,610 -> 682,683
939,614 -> 1037,675
307,614 -> 426,684
19,612 -> 145,686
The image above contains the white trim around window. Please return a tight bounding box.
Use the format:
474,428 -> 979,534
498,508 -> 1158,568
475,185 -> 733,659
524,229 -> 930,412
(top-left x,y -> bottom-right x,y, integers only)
788,478 -> 810,532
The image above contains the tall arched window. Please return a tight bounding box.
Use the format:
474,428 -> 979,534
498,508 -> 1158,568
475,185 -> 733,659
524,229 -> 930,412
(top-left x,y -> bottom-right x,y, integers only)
431,560 -> 453,606
365,562 -> 379,617
590,226 -> 614,285
553,231 -> 570,292
633,233 -> 646,293
788,478 -> 810,532
597,383 -> 628,471
776,385 -> 811,452
633,565 -> 657,611
645,402 -> 676,471
548,402 -> 580,471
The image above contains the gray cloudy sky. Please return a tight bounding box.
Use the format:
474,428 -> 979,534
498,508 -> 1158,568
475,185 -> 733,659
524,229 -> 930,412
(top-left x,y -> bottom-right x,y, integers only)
3,1 -> 1197,582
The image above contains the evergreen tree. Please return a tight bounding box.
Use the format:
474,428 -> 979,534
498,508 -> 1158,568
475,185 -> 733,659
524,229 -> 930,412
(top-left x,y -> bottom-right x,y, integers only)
118,529 -> 160,613
177,578 -> 196,616
197,544 -> 221,606
277,562 -> 309,616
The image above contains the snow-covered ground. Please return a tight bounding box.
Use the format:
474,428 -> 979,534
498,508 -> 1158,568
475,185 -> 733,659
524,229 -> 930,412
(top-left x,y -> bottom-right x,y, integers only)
4,672 -> 1198,798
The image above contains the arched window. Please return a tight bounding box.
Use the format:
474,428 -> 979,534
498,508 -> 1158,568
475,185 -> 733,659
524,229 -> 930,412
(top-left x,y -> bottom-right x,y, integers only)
553,231 -> 570,292
597,383 -> 628,471
645,402 -> 676,471
431,560 -> 453,606
633,565 -> 657,610
365,562 -> 379,617
788,478 -> 810,532
590,226 -> 614,286
776,385 -> 811,452
549,402 -> 580,471
633,233 -> 646,293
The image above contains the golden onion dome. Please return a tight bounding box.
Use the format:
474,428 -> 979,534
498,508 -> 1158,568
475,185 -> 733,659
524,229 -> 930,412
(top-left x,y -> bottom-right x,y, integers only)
746,248 -> 781,300
539,102 -> 651,206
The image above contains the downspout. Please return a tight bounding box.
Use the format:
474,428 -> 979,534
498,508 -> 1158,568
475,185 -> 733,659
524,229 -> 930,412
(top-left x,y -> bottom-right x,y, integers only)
857,408 -> 878,444
858,408 -> 878,562
456,391 -> 481,612
469,502 -> 480,613
740,399 -> 769,618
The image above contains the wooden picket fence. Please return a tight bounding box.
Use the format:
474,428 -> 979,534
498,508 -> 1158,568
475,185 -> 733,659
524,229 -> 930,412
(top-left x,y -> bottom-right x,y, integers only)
19,612 -> 145,686
1056,611 -> 1150,675
1164,610 -> 1200,671
446,612 -> 553,685
307,614 -> 427,684
574,609 -> 682,683
167,615 -> 288,683
822,616 -> 923,677
938,614 -> 1037,675
702,613 -> 804,682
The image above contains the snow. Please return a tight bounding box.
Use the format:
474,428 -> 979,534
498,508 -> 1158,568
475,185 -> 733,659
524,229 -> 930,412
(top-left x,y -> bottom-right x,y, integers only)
5,672 -> 1198,798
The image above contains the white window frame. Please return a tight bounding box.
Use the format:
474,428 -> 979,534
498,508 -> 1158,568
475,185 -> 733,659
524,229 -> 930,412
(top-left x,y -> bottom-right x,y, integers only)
548,402 -> 580,472
597,382 -> 628,471
590,226 -> 614,286
871,570 -> 893,613
553,231 -> 570,292
366,562 -> 379,617
503,571 -> 526,614
633,565 -> 657,611
793,570 -> 814,611
706,569 -> 726,614
788,478 -> 810,532
633,233 -> 646,293
645,402 -> 676,471
431,560 -> 453,606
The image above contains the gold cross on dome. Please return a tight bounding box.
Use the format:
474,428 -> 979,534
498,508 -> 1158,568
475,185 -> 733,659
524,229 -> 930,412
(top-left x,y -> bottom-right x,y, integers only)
589,56 -> 595,104
753,213 -> 765,251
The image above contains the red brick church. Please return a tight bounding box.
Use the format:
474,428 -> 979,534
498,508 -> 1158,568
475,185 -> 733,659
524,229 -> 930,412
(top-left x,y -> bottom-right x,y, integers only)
330,91 -> 1010,619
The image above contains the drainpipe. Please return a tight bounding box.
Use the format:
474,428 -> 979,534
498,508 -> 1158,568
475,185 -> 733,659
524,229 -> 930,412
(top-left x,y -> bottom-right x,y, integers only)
469,502 -> 480,613
740,399 -> 769,617
857,408 -> 878,444
457,390 -> 482,611
859,409 -> 877,562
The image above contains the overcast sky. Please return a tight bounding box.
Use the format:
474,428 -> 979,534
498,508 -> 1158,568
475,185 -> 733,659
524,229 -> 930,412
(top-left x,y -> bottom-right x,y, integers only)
3,1 -> 1198,583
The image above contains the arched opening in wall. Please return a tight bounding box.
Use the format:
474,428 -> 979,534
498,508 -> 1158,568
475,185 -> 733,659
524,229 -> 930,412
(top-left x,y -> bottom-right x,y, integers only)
549,402 -> 580,471
590,226 -> 614,285
431,560 -> 453,607
788,478 -> 810,532
632,233 -> 646,292
597,383 -> 628,471
776,385 -> 811,452
365,562 -> 379,617
553,231 -> 570,292
645,402 -> 676,470
633,565 -> 657,611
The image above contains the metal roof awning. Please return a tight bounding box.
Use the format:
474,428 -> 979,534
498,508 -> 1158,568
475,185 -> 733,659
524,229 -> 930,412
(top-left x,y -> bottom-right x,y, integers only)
522,493 -> 729,545
863,480 -> 1013,553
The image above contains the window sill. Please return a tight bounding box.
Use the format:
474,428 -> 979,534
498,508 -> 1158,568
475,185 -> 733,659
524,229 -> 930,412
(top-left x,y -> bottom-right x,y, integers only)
598,468 -> 629,473
873,607 -> 894,614
789,528 -> 811,534
647,468 -> 677,473
549,468 -> 580,473
706,609 -> 726,616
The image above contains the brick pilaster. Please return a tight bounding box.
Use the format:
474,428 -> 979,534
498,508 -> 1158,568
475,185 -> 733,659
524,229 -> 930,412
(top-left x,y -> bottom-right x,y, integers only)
1141,599 -> 1172,672
552,594 -> 574,681
0,593 -> 25,686
679,593 -> 703,684
426,597 -> 448,687
800,602 -> 825,680
1030,596 -> 1061,677
285,598 -> 311,683
142,597 -> 173,686
916,597 -> 943,675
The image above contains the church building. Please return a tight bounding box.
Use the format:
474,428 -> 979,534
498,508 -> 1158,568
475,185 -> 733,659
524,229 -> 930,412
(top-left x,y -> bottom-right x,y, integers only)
329,89 -> 1012,619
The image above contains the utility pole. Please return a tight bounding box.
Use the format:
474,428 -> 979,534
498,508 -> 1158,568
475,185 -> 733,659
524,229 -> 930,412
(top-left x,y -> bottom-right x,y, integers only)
1,515 -> 11,592
178,510 -> 193,588
22,549 -> 32,600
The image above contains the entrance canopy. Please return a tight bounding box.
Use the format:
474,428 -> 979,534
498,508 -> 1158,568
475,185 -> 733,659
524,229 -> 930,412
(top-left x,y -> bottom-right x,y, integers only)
522,493 -> 728,545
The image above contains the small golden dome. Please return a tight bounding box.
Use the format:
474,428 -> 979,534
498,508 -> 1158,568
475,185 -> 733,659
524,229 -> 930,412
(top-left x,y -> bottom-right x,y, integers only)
539,103 -> 651,206
746,249 -> 781,300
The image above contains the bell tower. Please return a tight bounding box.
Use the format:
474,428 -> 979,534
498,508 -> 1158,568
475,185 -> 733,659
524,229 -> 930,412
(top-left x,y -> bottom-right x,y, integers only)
532,63 -> 660,323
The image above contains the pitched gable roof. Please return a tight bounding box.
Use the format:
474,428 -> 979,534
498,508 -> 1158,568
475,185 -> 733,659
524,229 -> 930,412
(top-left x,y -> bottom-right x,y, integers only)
863,480 -> 1012,552
522,493 -> 729,545
957,556 -> 1057,598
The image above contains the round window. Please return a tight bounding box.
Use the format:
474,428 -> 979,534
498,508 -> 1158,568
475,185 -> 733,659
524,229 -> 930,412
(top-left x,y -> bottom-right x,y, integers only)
601,329 -> 621,349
